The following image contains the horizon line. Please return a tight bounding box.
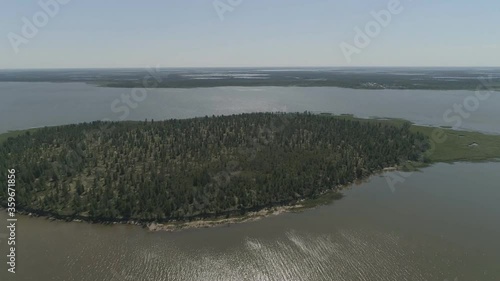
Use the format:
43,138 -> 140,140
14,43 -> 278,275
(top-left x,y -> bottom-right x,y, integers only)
2,66 -> 500,71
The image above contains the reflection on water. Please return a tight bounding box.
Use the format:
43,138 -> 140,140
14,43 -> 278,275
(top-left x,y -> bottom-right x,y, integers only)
1,162 -> 499,281
0,82 -> 499,134
110,230 -> 427,281
1,83 -> 499,280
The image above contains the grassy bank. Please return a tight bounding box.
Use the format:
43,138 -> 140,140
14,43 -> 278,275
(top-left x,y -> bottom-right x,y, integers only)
411,126 -> 500,163
322,113 -> 500,163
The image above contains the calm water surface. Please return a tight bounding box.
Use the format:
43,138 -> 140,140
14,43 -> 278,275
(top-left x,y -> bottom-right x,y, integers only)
1,162 -> 499,281
0,82 -> 499,280
0,82 -> 499,134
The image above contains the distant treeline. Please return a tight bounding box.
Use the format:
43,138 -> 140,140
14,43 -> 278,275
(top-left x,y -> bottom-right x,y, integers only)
1,69 -> 498,90
0,113 -> 428,222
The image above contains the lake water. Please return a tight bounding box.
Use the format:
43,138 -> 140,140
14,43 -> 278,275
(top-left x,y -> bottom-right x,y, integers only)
0,82 -> 499,281
0,82 -> 499,134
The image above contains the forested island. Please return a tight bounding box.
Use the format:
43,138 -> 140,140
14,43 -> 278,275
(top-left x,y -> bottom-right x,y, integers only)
0,113 -> 430,225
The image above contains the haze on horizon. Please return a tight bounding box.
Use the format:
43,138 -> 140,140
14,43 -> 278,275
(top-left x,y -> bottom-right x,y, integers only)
1,0 -> 499,69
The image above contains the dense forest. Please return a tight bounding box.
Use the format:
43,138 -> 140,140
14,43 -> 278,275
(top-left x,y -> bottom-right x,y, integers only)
0,113 -> 428,222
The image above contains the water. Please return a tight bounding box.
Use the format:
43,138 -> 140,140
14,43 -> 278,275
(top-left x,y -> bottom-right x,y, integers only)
1,162 -> 499,281
0,82 -> 499,280
0,82 -> 499,134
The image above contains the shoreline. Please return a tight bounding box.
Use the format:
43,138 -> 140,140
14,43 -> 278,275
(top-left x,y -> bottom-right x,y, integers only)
0,189 -> 344,232
3,113 -> 500,137
1,80 -> 498,92
0,159 -> 496,232
0,200 -> 313,232
2,114 -> 500,232
145,204 -> 305,232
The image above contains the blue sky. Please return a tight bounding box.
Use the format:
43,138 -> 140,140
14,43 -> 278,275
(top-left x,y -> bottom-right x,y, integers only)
1,0 -> 499,68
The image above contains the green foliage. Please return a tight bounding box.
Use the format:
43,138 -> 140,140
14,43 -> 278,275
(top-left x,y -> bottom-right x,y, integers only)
0,113 -> 428,221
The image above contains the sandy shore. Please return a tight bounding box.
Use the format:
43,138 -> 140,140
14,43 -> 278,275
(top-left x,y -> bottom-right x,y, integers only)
146,204 -> 304,232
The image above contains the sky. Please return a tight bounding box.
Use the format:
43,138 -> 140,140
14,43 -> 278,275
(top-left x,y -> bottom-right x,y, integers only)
1,0 -> 499,69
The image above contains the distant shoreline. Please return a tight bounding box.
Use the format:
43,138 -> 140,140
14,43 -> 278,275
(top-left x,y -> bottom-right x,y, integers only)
1,67 -> 499,91
1,79 -> 498,91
